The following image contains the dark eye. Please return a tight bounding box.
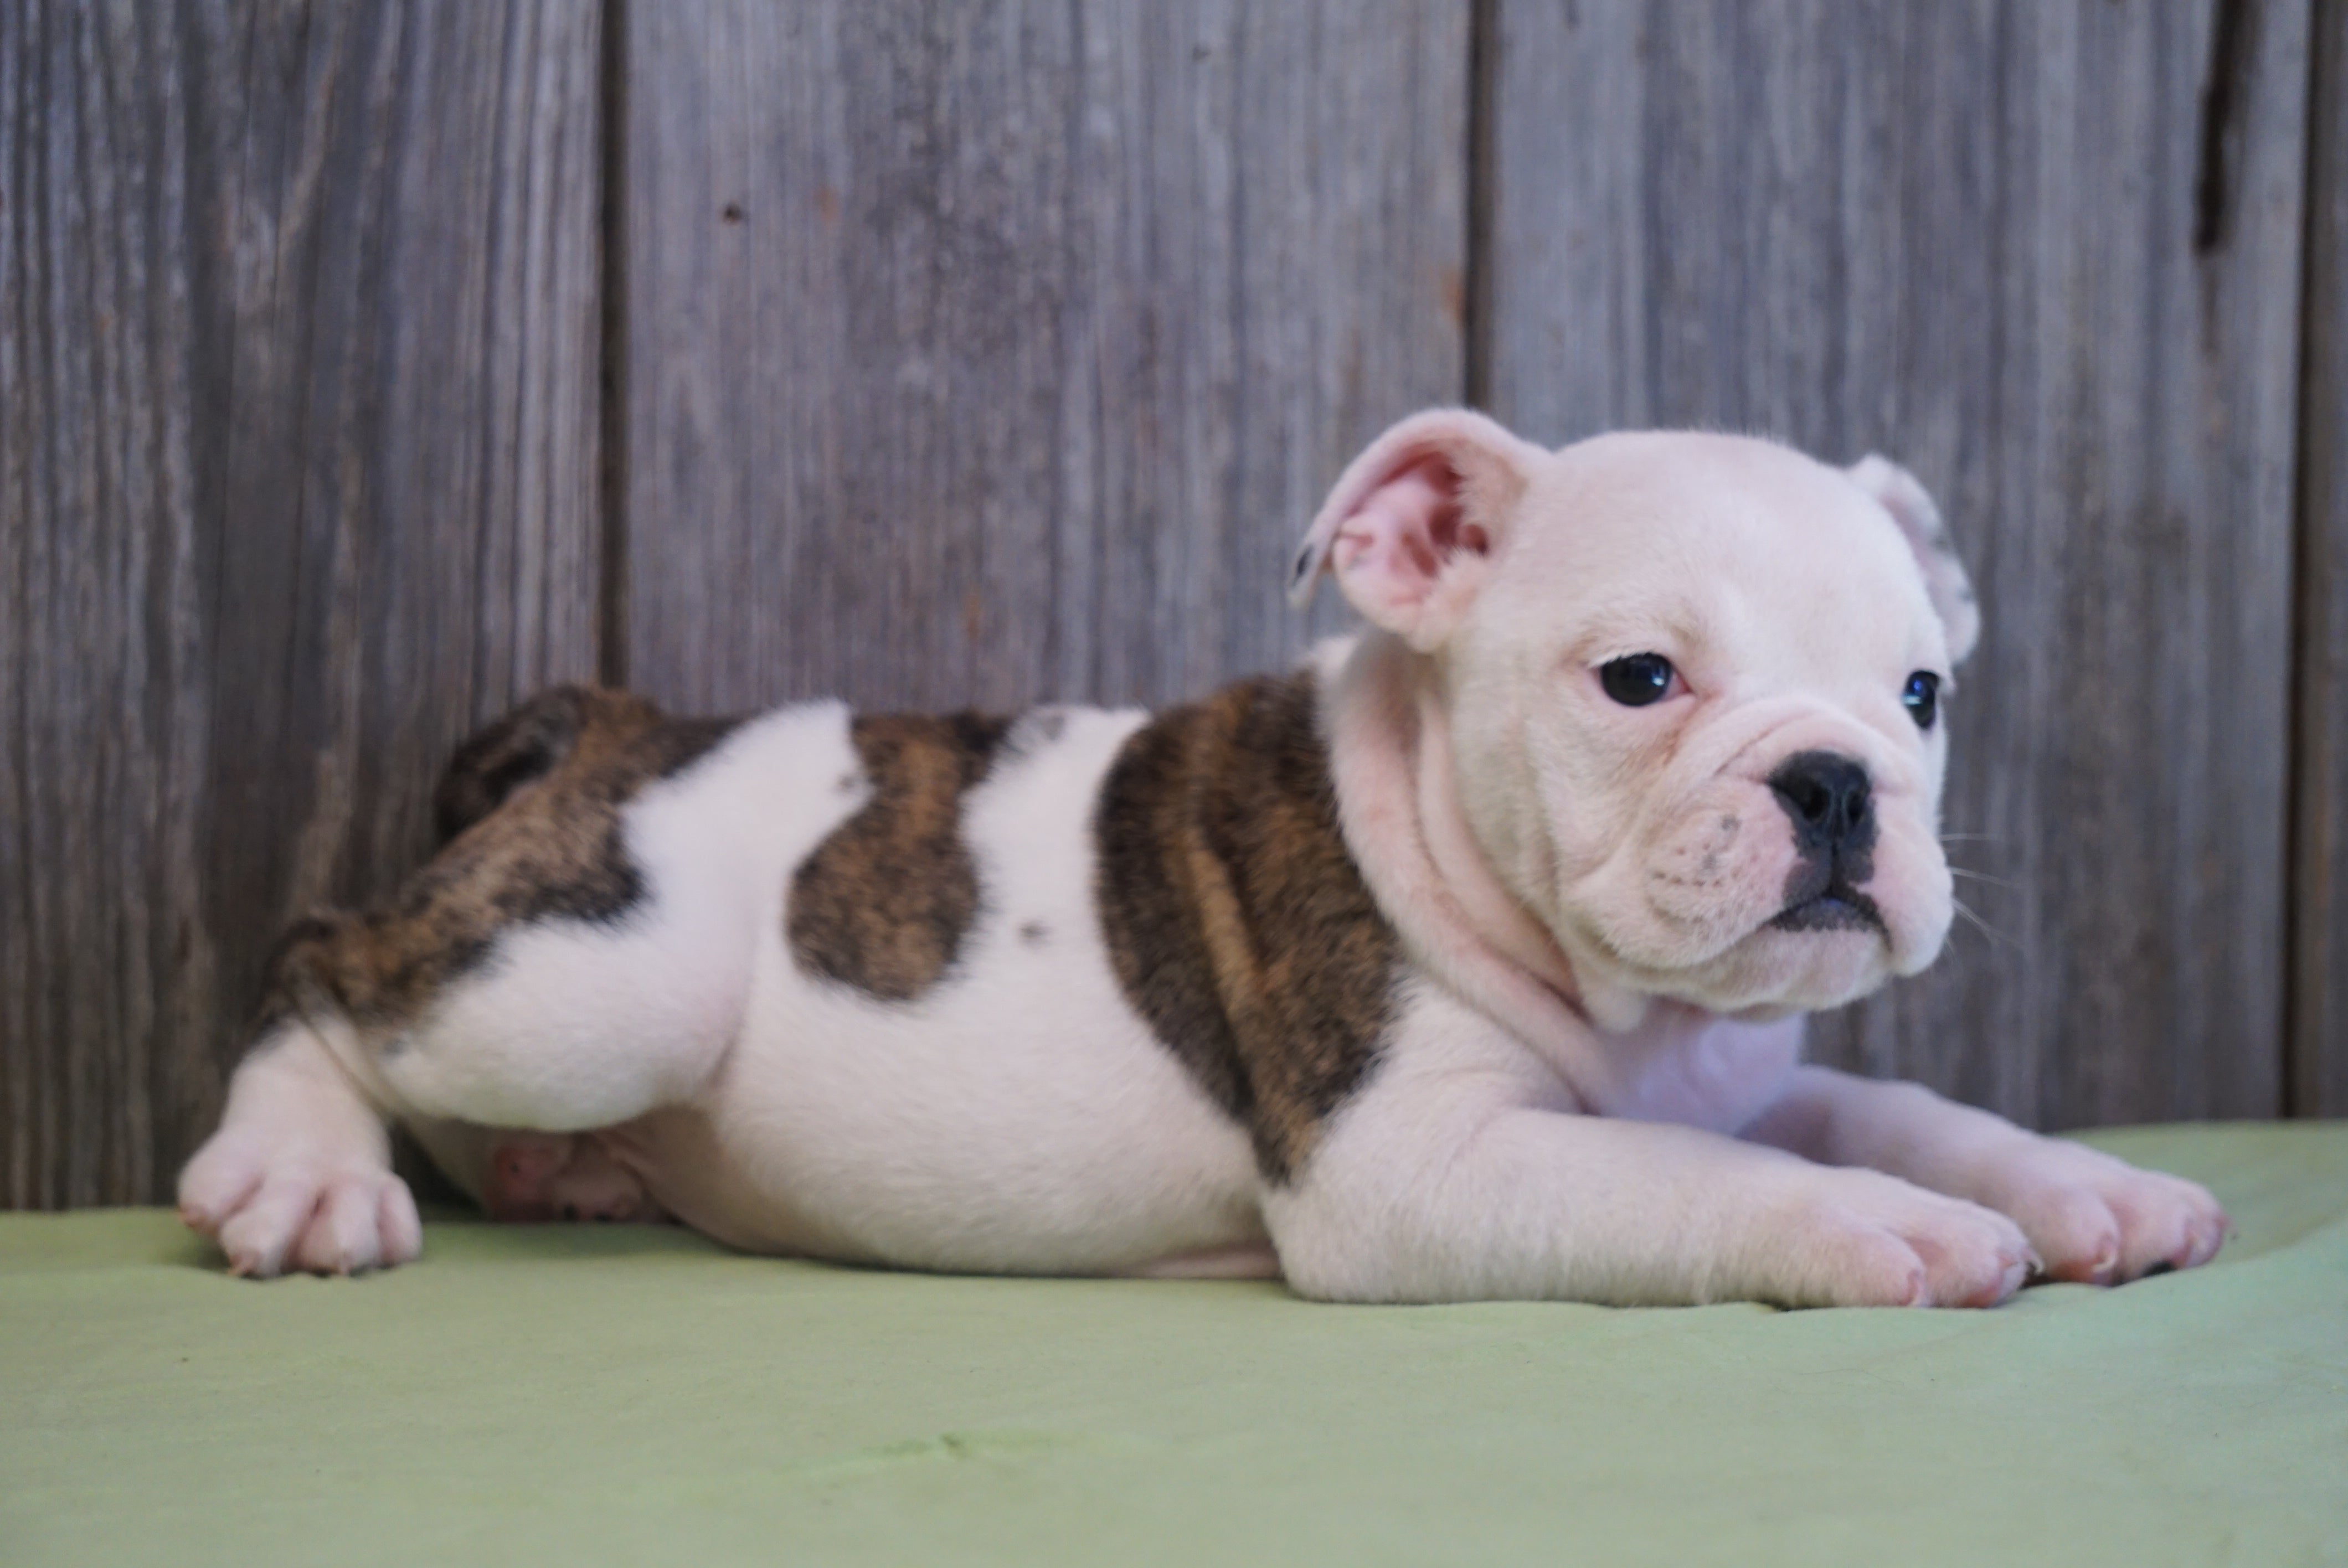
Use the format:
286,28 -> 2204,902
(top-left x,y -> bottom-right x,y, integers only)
1903,670 -> 1941,730
1600,653 -> 1677,707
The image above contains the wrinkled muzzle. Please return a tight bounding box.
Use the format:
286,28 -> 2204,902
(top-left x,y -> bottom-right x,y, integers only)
1573,745 -> 1953,1014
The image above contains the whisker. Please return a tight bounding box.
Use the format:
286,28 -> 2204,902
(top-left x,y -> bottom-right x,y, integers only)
1938,832 -> 2005,845
1950,896 -> 2011,950
1947,866 -> 2020,891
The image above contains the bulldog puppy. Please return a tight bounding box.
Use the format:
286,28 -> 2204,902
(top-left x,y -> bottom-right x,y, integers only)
179,410 -> 2228,1305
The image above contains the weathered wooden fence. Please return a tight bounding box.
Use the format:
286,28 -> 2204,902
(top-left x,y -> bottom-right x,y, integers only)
3,0 -> 2343,1208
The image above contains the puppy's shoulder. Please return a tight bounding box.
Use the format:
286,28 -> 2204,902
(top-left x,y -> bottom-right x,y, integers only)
1093,668 -> 1402,1182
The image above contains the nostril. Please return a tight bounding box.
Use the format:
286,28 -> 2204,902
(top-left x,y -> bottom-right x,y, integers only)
1778,775 -> 1832,827
1768,751 -> 1875,849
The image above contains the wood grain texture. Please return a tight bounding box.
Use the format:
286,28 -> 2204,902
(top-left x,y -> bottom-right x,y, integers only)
0,0 -> 603,1206
1486,0 -> 2309,1128
620,0 -> 1466,715
4,0 -> 2334,1209
2293,0 -> 2348,1117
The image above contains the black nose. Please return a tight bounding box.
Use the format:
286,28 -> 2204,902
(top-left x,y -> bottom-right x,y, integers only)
1768,751 -> 1875,854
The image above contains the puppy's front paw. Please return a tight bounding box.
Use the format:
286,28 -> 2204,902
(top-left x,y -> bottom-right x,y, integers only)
1768,1170 -> 2037,1309
179,1133 -> 421,1279
1981,1143 -> 2228,1285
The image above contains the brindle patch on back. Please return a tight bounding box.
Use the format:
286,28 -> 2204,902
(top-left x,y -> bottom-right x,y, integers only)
786,711 -> 1013,1001
1094,670 -> 1399,1183
255,686 -> 740,1041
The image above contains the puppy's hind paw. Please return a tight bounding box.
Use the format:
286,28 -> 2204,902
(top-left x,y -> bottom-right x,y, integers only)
483,1131 -> 661,1225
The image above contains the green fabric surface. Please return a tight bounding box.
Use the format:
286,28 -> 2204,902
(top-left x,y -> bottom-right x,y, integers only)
4,1123 -> 2344,1567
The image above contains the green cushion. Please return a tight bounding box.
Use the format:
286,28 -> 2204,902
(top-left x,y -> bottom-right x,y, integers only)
6,1123 -> 2344,1567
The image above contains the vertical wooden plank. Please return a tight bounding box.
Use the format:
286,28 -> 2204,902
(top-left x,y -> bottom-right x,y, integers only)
622,0 -> 1466,715
2293,0 -> 2348,1117
0,0 -> 603,1207
1487,1 -> 2308,1128
0,0 -> 195,1209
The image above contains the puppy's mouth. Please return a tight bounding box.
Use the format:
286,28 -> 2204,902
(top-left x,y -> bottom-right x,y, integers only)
1769,885 -> 1884,934
1767,855 -> 1886,936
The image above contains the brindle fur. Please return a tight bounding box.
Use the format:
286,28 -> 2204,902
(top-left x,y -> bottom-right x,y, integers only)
1093,670 -> 1399,1183
255,687 -> 740,1041
785,711 -> 1013,1001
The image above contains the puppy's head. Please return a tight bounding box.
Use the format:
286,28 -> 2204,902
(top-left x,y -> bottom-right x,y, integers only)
1294,410 -> 1979,1023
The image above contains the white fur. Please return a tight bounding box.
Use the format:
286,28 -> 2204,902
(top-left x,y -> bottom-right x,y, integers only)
658,705 -> 1265,1274
180,413 -> 2229,1306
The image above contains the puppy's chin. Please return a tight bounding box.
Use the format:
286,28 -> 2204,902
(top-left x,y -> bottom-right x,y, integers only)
1564,900 -> 1947,1024
1679,925 -> 1900,1015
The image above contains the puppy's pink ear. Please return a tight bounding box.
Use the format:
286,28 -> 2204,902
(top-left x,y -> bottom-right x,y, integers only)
1289,409 -> 1543,649
1847,455 -> 1981,666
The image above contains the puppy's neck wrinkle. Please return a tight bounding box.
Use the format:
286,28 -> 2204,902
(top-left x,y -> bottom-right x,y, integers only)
1410,684 -> 1584,999
1322,633 -> 1593,1050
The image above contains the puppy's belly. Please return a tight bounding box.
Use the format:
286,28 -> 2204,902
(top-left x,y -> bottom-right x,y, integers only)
617,936 -> 1268,1276
576,695 -> 1264,1275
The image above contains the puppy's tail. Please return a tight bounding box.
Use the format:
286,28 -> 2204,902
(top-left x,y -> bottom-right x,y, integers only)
431,685 -> 664,844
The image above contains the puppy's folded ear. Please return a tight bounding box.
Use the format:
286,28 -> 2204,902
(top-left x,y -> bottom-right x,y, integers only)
1289,409 -> 1544,650
1846,455 -> 1981,666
